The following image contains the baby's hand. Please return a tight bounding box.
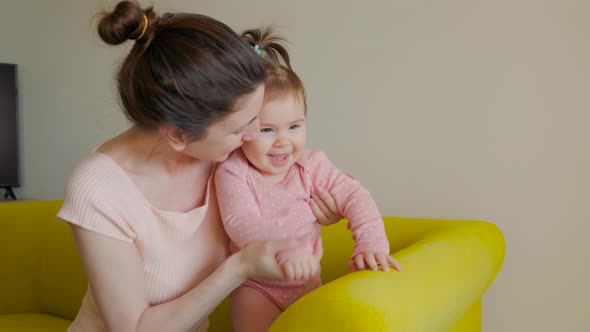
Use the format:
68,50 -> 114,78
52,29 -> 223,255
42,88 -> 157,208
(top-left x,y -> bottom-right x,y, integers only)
281,253 -> 320,281
349,252 -> 402,272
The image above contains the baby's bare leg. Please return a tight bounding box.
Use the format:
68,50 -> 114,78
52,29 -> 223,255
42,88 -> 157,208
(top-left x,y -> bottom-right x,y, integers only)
230,286 -> 281,332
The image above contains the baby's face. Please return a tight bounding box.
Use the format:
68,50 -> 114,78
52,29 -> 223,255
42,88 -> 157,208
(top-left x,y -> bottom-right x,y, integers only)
241,93 -> 306,180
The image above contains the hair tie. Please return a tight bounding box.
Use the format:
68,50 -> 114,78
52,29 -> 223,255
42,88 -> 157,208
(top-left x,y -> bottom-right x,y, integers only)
253,44 -> 262,55
137,15 -> 148,40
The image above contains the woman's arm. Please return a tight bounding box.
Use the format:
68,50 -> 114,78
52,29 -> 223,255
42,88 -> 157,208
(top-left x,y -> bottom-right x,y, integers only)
72,225 -> 298,332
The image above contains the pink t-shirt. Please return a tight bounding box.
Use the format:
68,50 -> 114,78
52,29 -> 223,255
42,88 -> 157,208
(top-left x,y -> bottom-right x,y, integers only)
215,149 -> 389,263
57,153 -> 228,332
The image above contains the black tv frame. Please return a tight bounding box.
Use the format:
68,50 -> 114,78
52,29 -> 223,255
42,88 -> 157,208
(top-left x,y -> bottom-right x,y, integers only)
0,63 -> 20,200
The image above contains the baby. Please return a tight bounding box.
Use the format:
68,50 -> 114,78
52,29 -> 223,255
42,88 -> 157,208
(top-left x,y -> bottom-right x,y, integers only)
215,28 -> 401,332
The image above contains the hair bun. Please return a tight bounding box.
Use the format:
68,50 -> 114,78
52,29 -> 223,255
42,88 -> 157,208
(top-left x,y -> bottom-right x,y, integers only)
98,0 -> 150,45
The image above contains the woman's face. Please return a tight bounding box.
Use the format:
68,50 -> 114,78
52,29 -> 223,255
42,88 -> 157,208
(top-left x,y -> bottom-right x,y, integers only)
184,84 -> 265,162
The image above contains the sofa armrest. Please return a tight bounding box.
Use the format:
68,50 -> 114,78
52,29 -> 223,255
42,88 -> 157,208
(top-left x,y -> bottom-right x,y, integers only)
0,202 -> 45,314
269,221 -> 505,332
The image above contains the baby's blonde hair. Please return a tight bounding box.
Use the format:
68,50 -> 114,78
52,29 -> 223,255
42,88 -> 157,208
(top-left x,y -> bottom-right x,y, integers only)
241,27 -> 307,113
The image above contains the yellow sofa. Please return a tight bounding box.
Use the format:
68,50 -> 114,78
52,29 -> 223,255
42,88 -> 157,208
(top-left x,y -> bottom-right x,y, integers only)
0,200 -> 504,331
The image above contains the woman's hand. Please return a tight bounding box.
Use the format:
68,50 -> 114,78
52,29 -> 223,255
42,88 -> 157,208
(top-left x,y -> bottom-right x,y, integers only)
348,251 -> 403,272
277,240 -> 322,281
281,252 -> 320,281
311,189 -> 342,226
234,239 -> 302,281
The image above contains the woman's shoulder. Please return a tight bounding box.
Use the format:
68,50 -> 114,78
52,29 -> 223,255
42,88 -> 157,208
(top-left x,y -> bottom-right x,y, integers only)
63,152 -> 134,204
58,152 -> 138,243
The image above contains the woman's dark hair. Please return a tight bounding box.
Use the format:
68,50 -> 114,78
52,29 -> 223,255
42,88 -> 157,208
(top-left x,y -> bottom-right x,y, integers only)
241,27 -> 307,112
97,0 -> 265,139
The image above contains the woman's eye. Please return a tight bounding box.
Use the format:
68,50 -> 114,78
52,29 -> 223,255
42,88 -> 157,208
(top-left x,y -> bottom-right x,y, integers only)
260,128 -> 273,134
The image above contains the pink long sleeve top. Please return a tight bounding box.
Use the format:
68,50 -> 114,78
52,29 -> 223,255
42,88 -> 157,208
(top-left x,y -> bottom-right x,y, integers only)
214,149 -> 390,263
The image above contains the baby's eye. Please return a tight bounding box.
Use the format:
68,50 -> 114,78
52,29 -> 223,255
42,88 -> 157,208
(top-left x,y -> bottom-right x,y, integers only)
289,124 -> 301,130
260,128 -> 274,134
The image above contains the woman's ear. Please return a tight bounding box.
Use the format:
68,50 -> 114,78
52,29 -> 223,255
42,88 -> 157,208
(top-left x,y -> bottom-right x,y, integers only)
160,126 -> 187,151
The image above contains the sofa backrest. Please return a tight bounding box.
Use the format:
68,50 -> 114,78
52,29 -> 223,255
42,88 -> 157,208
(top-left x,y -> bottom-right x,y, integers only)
0,200 -> 86,320
1,199 -> 455,327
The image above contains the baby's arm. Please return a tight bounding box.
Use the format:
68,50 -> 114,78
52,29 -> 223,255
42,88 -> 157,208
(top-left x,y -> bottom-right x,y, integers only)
305,151 -> 401,272
215,160 -> 319,279
214,163 -> 266,249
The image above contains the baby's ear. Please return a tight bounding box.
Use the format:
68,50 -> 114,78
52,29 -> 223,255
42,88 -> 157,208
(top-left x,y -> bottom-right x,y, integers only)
160,126 -> 187,151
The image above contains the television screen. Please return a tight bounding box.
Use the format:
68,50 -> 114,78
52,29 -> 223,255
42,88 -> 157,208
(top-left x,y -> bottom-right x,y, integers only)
0,63 -> 20,188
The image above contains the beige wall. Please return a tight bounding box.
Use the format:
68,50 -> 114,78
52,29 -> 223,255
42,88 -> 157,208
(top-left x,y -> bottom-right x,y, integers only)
2,0 -> 588,331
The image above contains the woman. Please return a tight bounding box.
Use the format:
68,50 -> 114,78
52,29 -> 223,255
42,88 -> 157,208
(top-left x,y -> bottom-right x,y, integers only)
57,1 -> 340,331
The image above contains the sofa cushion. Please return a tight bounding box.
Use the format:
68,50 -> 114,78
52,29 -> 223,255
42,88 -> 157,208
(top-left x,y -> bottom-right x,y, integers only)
0,313 -> 71,332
